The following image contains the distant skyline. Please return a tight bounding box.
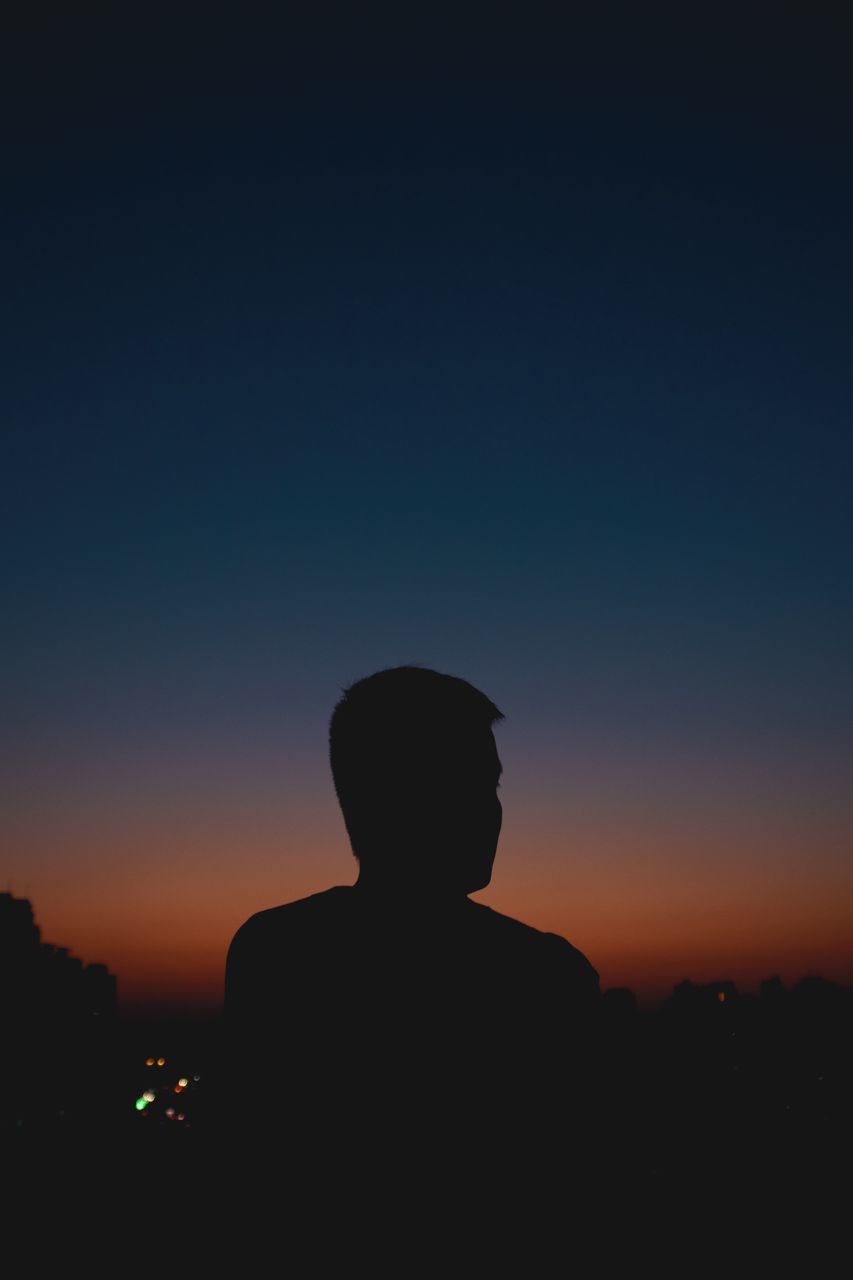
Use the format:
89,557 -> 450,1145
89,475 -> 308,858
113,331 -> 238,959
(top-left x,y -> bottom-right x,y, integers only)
4,8 -> 852,1013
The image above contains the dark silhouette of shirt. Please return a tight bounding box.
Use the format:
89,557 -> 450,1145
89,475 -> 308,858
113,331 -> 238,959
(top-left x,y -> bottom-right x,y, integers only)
223,884 -> 600,1170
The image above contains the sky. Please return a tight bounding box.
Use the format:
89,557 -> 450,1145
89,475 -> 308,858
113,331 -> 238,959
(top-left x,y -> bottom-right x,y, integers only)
4,6 -> 852,1013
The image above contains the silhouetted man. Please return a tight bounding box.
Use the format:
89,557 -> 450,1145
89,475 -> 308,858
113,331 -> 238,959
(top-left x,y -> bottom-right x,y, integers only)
223,666 -> 599,1180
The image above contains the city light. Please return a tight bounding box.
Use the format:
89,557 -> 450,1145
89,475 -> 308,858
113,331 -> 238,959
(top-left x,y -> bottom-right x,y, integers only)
178,1077 -> 189,1088
134,1096 -> 148,1111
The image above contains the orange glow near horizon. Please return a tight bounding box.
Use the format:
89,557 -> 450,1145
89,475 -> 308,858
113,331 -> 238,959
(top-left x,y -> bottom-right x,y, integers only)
14,805 -> 853,1013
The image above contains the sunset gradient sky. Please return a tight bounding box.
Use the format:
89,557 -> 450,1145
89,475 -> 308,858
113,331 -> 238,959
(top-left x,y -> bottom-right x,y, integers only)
5,8 -> 852,1012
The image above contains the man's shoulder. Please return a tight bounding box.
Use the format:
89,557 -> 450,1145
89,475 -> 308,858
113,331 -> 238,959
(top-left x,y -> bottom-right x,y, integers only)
228,886 -> 352,954
468,900 -> 600,988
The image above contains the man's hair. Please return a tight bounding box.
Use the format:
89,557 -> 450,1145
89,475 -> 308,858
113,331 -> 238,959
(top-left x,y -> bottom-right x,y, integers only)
329,665 -> 504,857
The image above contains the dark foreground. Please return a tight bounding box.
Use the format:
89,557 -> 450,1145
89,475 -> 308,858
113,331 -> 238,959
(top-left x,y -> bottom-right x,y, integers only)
4,976 -> 851,1251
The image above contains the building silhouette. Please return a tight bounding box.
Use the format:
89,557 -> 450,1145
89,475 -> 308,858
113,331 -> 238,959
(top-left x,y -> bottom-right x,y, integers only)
0,892 -> 117,1135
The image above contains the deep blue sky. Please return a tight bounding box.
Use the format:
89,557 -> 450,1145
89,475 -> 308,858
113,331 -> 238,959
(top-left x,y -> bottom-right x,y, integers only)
4,6 -> 852,1006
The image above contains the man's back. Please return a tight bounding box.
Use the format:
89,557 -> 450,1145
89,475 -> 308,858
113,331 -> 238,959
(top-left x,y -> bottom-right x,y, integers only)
227,886 -> 597,1026
224,885 -> 599,1161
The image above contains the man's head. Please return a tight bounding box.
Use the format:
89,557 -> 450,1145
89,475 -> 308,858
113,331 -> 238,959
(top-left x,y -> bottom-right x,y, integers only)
329,665 -> 504,895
